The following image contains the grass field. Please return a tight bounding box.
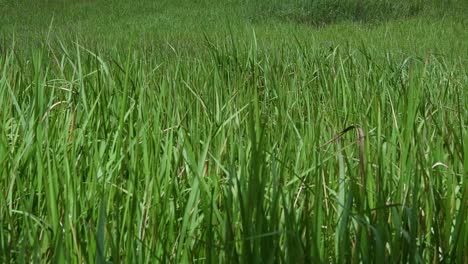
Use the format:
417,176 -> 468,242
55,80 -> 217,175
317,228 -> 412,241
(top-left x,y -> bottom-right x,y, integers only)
0,0 -> 467,263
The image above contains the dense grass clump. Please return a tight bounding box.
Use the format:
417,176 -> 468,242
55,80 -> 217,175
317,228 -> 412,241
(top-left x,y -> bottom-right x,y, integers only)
0,37 -> 466,262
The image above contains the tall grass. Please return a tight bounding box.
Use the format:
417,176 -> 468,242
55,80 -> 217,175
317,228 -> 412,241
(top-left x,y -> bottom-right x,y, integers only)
0,35 -> 466,262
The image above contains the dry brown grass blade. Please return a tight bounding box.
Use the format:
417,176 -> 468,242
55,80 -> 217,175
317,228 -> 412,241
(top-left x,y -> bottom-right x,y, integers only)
68,108 -> 76,143
323,125 -> 366,186
203,160 -> 209,177
355,127 -> 365,187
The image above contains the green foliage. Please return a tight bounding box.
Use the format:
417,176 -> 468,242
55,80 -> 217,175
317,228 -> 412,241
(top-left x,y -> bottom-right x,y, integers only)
0,0 -> 466,52
0,0 -> 467,263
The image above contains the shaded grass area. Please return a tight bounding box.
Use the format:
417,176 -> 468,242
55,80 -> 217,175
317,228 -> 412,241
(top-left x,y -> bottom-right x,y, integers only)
251,0 -> 423,26
0,37 -> 466,262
